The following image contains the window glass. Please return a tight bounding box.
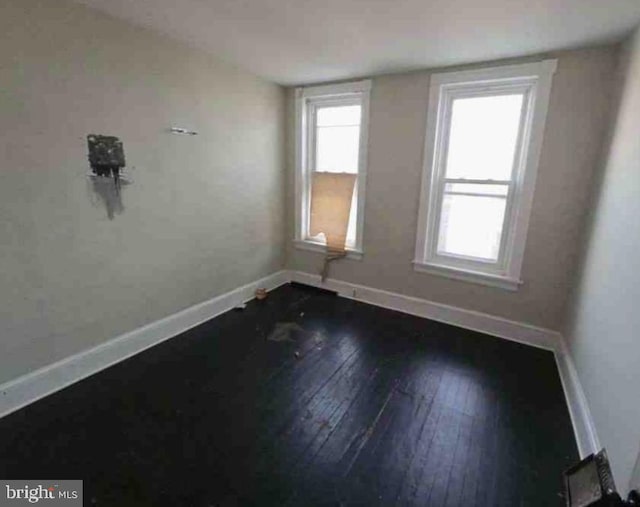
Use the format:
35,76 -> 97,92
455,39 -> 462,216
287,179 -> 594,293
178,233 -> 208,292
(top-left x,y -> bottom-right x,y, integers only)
317,105 -> 361,126
315,124 -> 360,173
445,94 -> 524,181
437,193 -> 507,261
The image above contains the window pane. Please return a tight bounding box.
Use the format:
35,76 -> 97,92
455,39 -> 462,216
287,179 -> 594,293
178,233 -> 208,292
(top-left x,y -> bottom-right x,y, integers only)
445,94 -> 523,180
316,125 -> 360,173
437,194 -> 507,261
345,186 -> 357,247
317,105 -> 361,126
444,183 -> 508,196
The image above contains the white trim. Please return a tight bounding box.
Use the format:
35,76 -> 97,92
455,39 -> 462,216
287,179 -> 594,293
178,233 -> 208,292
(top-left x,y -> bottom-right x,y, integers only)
507,60 -> 557,278
294,80 -> 371,255
414,59 -> 557,288
356,84 -> 370,252
294,88 -> 305,242
0,270 -> 289,420
429,60 -> 558,88
300,79 -> 372,99
412,260 -> 521,290
554,335 -> 601,458
288,270 -> 558,351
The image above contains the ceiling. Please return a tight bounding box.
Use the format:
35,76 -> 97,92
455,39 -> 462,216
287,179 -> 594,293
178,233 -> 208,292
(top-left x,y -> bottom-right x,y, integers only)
75,0 -> 640,85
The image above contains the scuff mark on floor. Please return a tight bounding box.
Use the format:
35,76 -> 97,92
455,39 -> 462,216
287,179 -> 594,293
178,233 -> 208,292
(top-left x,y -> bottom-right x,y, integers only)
342,378 -> 399,477
267,322 -> 306,342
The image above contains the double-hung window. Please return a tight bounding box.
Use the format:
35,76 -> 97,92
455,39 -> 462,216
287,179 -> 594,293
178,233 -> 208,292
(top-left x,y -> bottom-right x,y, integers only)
294,80 -> 371,258
414,60 -> 556,290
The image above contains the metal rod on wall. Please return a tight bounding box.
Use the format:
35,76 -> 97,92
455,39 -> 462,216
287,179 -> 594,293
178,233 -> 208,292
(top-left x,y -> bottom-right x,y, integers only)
169,127 -> 198,136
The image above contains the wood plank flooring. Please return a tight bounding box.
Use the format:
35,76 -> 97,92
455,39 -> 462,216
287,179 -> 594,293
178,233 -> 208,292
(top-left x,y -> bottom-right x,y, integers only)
0,283 -> 578,506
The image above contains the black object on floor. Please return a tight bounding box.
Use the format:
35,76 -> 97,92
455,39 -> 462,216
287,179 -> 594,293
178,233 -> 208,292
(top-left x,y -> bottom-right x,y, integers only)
0,283 -> 578,506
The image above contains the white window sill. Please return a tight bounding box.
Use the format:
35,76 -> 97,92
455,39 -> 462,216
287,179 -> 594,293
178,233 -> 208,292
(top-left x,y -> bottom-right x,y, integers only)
293,239 -> 363,261
412,260 -> 522,291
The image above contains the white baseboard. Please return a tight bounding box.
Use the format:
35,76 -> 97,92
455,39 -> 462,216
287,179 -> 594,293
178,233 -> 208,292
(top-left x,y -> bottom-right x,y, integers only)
554,336 -> 601,458
0,270 -> 289,420
288,270 -> 560,351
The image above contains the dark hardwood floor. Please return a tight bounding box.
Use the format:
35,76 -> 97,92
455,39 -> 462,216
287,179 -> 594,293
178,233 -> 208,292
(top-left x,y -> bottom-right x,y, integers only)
0,283 -> 578,506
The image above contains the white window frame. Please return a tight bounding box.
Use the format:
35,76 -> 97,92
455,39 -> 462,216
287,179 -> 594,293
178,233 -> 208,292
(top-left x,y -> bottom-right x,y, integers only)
413,60 -> 557,290
294,80 -> 371,260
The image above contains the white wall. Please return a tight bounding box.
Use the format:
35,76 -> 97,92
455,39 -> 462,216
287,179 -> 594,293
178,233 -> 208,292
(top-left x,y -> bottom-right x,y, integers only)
564,29 -> 640,492
286,46 -> 619,330
633,451 -> 640,492
0,0 -> 285,384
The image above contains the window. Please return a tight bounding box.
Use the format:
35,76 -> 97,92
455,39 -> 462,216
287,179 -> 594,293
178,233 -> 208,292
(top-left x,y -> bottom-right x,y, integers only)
414,60 -> 557,290
294,80 -> 371,259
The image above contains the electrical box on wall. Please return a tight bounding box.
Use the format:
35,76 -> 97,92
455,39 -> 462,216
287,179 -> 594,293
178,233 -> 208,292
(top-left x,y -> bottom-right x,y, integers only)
87,134 -> 126,181
86,134 -> 130,220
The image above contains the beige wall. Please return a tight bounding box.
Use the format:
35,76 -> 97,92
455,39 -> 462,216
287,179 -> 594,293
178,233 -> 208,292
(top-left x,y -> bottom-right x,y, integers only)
0,0 -> 286,384
2,2 -> 635,487
564,29 -> 640,492
286,46 -> 619,330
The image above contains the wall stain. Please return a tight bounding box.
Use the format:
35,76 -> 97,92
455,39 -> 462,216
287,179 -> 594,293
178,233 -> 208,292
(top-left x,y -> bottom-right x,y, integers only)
88,176 -> 129,220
